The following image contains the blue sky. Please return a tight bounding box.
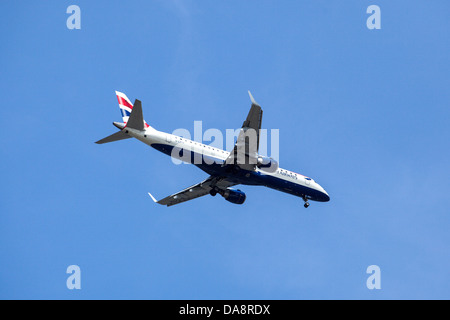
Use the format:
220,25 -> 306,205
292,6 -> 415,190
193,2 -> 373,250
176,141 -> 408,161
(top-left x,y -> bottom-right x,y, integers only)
1,0 -> 449,299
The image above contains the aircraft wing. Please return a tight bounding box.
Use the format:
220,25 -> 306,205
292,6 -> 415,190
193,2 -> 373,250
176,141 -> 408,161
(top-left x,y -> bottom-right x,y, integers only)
148,176 -> 236,207
224,91 -> 263,171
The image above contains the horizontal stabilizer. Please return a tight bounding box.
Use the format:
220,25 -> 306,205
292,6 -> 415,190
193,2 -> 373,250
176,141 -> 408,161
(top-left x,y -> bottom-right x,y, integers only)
95,130 -> 131,144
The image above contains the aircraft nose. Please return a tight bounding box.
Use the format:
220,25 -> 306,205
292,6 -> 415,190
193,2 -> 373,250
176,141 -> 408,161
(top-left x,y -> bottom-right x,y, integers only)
316,183 -> 330,202
322,190 -> 330,202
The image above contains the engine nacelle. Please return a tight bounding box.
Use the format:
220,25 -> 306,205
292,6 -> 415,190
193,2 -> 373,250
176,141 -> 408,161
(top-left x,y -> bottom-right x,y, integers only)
221,189 -> 246,205
257,156 -> 279,173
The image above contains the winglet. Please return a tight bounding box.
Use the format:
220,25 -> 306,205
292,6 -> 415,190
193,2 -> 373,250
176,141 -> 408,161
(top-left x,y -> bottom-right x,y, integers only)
148,192 -> 158,203
248,90 -> 260,106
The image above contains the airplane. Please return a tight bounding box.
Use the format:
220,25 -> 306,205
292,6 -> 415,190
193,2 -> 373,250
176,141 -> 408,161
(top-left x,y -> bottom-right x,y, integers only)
96,91 -> 330,208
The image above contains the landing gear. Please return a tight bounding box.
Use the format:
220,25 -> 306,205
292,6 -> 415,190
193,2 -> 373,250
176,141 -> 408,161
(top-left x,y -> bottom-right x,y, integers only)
209,188 -> 218,197
302,195 -> 310,208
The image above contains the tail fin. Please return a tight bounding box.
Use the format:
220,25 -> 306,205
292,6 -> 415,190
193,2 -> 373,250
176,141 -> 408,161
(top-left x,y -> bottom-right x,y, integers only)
115,91 -> 150,129
95,91 -> 151,145
126,99 -> 144,131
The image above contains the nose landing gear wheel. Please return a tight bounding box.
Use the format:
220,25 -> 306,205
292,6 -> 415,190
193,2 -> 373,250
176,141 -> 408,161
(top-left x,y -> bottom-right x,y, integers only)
302,195 -> 310,208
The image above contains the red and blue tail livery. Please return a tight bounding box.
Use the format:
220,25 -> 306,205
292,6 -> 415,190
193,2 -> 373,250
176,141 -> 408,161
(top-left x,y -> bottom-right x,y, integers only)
115,91 -> 150,128
115,91 -> 133,123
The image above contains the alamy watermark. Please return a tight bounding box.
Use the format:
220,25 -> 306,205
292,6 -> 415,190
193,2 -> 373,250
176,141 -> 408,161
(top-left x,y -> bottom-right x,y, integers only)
66,265 -> 81,290
367,5 -> 381,30
66,5 -> 81,30
366,265 -> 381,290
65,5 -> 380,31
166,121 -> 280,170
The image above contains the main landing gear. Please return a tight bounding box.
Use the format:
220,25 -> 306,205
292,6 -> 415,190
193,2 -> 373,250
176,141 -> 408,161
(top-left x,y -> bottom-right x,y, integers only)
302,195 -> 310,208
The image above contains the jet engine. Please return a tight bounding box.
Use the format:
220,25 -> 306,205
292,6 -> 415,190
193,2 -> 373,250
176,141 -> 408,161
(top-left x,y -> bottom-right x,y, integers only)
256,156 -> 279,173
220,188 -> 246,205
